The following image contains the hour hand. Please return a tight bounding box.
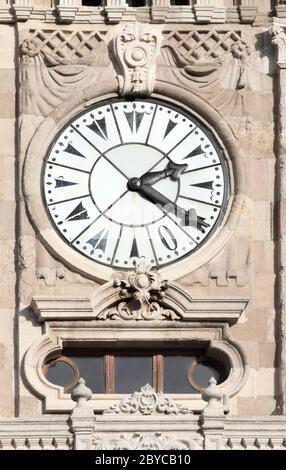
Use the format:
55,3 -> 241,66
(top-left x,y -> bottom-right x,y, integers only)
140,160 -> 188,186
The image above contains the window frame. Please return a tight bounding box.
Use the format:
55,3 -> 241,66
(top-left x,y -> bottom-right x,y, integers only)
43,348 -> 228,395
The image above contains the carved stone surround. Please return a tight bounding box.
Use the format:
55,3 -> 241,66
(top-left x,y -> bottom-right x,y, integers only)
25,265 -> 249,413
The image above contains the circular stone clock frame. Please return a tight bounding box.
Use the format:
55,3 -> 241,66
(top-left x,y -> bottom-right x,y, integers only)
23,83 -> 246,283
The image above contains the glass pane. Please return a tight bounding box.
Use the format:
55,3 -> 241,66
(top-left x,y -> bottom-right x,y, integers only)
115,356 -> 152,394
191,362 -> 221,388
164,355 -> 198,394
45,361 -> 74,388
70,356 -> 103,393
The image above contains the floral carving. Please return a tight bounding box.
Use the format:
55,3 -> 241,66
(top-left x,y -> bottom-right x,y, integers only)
97,260 -> 180,321
111,23 -> 161,95
104,384 -> 192,415
270,22 -> 286,48
93,433 -> 195,450
269,20 -> 286,65
19,38 -> 41,64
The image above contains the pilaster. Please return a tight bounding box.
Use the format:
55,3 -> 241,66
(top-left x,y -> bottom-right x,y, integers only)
269,17 -> 286,414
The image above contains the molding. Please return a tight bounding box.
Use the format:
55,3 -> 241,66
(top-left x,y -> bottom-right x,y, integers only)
0,5 -> 266,24
31,281 -> 248,324
1,415 -> 286,450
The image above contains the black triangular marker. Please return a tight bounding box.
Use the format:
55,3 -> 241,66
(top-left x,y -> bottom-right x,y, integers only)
87,228 -> 105,248
63,143 -> 86,159
135,111 -> 144,132
163,120 -> 177,139
55,179 -> 78,188
87,117 -> 107,140
124,111 -> 144,134
66,202 -> 90,221
183,145 -> 205,159
130,237 -> 139,258
190,181 -> 214,190
96,233 -> 108,253
124,111 -> 134,133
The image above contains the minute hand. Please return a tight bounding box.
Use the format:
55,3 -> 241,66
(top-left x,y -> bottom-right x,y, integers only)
139,184 -> 209,232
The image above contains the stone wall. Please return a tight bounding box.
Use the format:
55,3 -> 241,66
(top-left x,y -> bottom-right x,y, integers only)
0,0 -> 283,421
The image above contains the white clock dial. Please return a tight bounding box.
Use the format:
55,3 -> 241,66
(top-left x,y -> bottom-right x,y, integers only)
43,99 -> 228,271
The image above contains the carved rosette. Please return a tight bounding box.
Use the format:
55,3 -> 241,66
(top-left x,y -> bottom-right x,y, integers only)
97,260 -> 180,321
111,23 -> 161,96
104,384 -> 192,415
19,38 -> 41,65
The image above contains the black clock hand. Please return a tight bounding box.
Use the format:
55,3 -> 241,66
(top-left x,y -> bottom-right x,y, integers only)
140,160 -> 188,186
128,180 -> 209,232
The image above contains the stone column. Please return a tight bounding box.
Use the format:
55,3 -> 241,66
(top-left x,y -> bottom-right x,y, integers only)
0,20 -> 16,417
270,18 -> 286,414
12,0 -> 33,21
69,378 -> 95,450
238,0 -> 257,24
56,0 -> 81,24
200,378 -> 226,450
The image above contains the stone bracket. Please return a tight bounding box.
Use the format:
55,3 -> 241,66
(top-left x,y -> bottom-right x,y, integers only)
56,6 -> 79,24
238,6 -> 257,24
12,5 -> 33,21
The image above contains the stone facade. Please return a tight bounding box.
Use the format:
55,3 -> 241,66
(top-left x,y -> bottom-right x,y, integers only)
0,0 -> 285,450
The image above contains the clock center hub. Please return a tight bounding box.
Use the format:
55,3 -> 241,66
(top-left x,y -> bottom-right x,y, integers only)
128,177 -> 142,191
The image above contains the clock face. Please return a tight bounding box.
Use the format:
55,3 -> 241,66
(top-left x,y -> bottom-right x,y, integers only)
43,99 -> 228,271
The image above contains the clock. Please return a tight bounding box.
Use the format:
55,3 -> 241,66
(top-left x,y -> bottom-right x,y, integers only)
43,99 -> 228,271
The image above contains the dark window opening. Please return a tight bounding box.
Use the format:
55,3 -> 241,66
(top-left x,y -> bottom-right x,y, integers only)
128,0 -> 146,5
171,0 -> 190,5
43,348 -> 228,394
82,0 -> 102,6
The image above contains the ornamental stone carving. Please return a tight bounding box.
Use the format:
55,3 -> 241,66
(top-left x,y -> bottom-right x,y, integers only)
104,384 -> 192,415
97,260 -> 180,321
269,19 -> 286,65
111,23 -> 161,95
93,433 -> 195,450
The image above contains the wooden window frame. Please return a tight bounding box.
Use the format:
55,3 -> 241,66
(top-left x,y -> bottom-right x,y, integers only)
43,348 -> 227,394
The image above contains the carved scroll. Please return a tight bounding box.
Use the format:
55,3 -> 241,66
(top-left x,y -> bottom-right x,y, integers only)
104,384 -> 192,415
96,260 -> 181,321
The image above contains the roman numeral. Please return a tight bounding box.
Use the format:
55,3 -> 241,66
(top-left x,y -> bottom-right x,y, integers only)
190,180 -> 214,190
163,120 -> 177,139
183,144 -> 207,160
55,178 -> 78,188
130,237 -> 139,258
87,116 -> 108,140
87,228 -> 109,254
124,110 -> 145,134
65,202 -> 90,222
63,143 -> 86,159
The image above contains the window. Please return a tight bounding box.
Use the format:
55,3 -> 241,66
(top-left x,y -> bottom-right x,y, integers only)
171,0 -> 189,5
81,0 -> 102,6
43,349 -> 228,394
128,0 -> 146,6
